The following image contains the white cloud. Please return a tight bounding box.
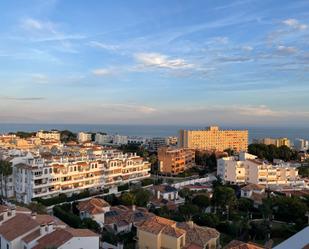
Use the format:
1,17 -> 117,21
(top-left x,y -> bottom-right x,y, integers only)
282,19 -> 307,30
92,68 -> 112,76
242,45 -> 253,51
135,53 -> 193,69
277,45 -> 298,55
22,18 -> 43,30
100,103 -> 157,114
89,41 -> 119,51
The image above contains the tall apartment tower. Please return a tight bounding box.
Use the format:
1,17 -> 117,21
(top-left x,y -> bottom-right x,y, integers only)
179,126 -> 248,152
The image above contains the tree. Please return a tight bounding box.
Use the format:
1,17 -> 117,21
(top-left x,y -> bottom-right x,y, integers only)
178,188 -> 192,200
179,204 -> 199,221
193,213 -> 220,228
132,188 -> 151,207
238,198 -> 254,212
120,192 -> 136,206
192,195 -> 210,210
212,186 -> 237,210
298,166 -> 309,177
0,160 -> 13,198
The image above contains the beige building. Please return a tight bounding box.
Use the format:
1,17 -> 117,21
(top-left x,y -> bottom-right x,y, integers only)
36,130 -> 61,141
136,216 -> 220,249
179,126 -> 248,152
158,147 -> 195,174
217,153 -> 303,187
253,137 -> 291,148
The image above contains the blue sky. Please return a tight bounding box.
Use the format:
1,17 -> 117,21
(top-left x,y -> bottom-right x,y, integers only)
0,0 -> 309,126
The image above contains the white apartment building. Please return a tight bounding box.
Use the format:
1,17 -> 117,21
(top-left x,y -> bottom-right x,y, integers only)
217,152 -> 303,187
294,138 -> 309,151
12,149 -> 151,203
78,132 -> 92,143
0,204 -> 99,249
36,130 -> 60,141
95,133 -> 113,145
113,135 -> 128,145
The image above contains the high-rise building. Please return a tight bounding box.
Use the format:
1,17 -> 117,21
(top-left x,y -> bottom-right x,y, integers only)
179,126 -> 248,152
294,138 -> 309,151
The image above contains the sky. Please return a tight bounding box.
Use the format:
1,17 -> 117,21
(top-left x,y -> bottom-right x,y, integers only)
0,0 -> 309,126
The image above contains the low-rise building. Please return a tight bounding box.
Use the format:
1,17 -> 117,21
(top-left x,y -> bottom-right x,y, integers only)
217,153 -> 303,187
136,216 -> 220,249
223,240 -> 264,249
0,204 -> 99,249
158,147 -> 195,174
240,184 -> 266,207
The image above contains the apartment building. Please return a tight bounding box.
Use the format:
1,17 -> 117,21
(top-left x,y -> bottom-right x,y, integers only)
95,133 -> 112,145
36,130 -> 61,141
179,126 -> 248,152
113,135 -> 128,145
11,148 -> 151,204
136,216 -> 220,249
294,138 -> 309,151
166,136 -> 178,146
78,132 -> 92,143
158,147 -> 195,174
217,152 -> 303,187
0,204 -> 99,249
148,137 -> 167,151
253,137 -> 291,148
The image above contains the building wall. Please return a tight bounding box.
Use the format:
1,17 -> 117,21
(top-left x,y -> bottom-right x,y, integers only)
179,126 -> 248,152
137,230 -> 160,249
158,147 -> 195,174
61,236 -> 99,249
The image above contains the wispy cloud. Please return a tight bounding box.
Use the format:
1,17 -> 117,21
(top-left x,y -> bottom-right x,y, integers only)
282,18 -> 307,30
276,45 -> 298,55
2,96 -> 45,101
92,68 -> 113,76
100,103 -> 157,114
135,53 -> 194,69
88,41 -> 119,51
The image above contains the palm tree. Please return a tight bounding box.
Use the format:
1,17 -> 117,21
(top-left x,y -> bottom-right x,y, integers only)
0,160 -> 13,198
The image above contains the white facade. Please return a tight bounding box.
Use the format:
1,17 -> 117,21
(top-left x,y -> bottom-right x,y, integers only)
78,132 -> 92,143
12,150 -> 151,204
294,138 -> 309,151
217,153 -> 303,187
95,134 -> 113,145
36,130 -> 60,141
113,135 -> 128,145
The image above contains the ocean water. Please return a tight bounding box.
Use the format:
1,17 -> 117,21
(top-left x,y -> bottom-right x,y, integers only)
0,123 -> 308,143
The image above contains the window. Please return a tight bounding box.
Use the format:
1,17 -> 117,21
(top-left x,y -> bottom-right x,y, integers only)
7,243 -> 10,249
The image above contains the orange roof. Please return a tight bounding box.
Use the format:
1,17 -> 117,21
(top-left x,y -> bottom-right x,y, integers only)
22,229 -> 41,243
77,198 -> 110,215
0,214 -> 38,241
223,240 -> 265,249
32,228 -> 98,249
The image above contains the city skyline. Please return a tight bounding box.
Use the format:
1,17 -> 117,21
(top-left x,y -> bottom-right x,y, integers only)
1,0 -> 309,126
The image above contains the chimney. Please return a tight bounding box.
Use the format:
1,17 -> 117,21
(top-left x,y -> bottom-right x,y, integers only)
132,205 -> 136,211
47,222 -> 54,233
40,224 -> 47,236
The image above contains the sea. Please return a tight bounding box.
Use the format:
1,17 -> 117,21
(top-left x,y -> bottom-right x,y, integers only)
0,123 -> 308,143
